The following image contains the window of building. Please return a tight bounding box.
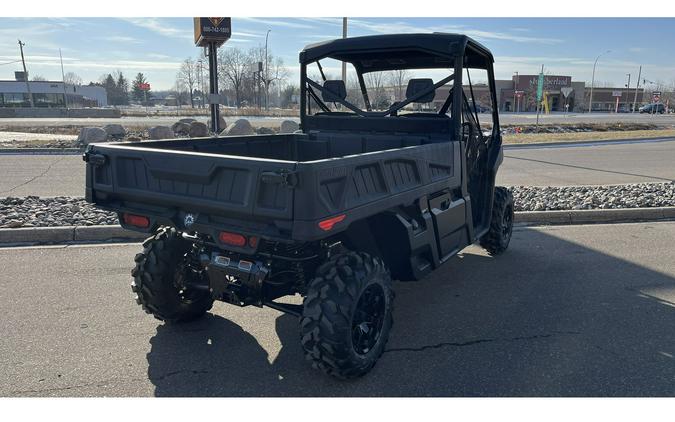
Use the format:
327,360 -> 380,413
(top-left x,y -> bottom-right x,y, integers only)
1,93 -> 30,107
32,93 -> 65,108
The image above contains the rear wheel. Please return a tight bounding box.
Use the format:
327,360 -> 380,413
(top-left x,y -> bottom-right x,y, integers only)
300,251 -> 394,379
480,186 -> 514,255
131,227 -> 214,323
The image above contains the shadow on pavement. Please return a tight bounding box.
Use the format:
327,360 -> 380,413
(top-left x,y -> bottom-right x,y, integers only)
147,226 -> 675,396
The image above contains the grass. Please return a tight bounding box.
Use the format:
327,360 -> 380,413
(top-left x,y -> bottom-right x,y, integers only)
502,129 -> 675,145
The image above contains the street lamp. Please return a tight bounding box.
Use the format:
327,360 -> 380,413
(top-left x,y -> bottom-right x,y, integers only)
588,50 -> 611,113
264,29 -> 271,110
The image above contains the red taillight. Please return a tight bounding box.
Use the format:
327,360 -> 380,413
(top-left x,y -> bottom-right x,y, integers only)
218,231 -> 247,247
248,236 -> 259,248
318,214 -> 346,231
122,213 -> 150,228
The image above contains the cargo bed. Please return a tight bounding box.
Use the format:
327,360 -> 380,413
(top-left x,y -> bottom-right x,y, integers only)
84,131 -> 459,242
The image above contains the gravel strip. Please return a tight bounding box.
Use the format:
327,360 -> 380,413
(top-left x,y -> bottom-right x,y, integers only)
510,182 -> 675,211
1,182 -> 675,228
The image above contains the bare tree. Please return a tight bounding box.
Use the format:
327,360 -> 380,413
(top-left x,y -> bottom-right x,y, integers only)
177,58 -> 197,108
63,72 -> 82,85
31,75 -> 47,81
388,69 -> 410,102
218,47 -> 250,108
365,72 -> 388,109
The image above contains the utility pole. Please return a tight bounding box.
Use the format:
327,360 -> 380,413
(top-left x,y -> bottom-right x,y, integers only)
342,18 -> 347,84
264,29 -> 271,110
59,48 -> 69,110
632,65 -> 642,113
17,40 -> 34,108
535,64 -> 543,130
588,50 -> 610,113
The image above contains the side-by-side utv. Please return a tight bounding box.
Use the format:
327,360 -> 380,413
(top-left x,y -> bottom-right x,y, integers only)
83,33 -> 514,379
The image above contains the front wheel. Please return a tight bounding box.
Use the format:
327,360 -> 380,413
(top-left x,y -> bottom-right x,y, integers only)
300,251 -> 394,379
480,186 -> 515,255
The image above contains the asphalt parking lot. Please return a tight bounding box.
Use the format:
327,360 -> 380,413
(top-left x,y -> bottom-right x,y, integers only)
1,222 -> 674,397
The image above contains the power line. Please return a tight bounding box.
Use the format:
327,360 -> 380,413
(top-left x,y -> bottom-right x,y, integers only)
0,59 -> 22,66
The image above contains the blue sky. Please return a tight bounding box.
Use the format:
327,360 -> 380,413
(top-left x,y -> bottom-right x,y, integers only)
0,17 -> 674,90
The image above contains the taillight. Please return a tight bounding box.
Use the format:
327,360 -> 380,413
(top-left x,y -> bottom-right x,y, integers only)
318,214 -> 346,231
248,236 -> 259,248
218,231 -> 247,247
122,213 -> 150,228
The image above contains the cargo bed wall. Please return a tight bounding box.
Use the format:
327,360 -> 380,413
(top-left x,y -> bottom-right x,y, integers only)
87,145 -> 296,221
292,142 -> 461,239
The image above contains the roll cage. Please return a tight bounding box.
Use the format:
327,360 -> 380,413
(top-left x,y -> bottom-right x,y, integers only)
298,33 -> 501,144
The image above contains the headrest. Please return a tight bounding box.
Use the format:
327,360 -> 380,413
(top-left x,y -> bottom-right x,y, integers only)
406,78 -> 435,103
322,80 -> 347,102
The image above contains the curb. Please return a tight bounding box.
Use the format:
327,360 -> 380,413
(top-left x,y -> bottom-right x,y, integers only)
2,207 -> 675,246
514,206 -> 675,226
503,135 -> 675,149
0,225 -> 147,246
0,148 -> 81,155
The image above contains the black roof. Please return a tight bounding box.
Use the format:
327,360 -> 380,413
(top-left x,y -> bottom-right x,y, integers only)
299,33 -> 494,72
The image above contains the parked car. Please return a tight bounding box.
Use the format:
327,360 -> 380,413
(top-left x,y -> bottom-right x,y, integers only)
639,103 -> 666,114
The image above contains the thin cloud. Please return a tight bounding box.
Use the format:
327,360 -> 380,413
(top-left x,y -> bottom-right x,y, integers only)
99,35 -> 141,44
121,18 -> 192,41
238,17 -> 316,29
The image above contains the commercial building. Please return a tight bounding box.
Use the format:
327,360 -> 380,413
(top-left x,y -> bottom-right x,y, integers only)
424,74 -> 648,113
0,79 -> 108,108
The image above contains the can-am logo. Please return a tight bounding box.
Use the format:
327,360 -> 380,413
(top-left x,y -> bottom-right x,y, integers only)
184,213 -> 196,227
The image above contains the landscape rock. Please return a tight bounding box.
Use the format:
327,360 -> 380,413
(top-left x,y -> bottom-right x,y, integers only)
220,119 -> 254,136
188,121 -> 209,138
207,116 -> 227,132
148,126 -> 174,140
102,124 -> 126,139
256,126 -> 276,135
279,120 -> 299,134
178,118 -> 197,125
171,121 -> 191,135
77,127 -> 108,145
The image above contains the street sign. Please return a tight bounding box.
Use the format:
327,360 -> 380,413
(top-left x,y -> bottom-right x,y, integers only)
561,87 -> 574,98
536,72 -> 544,102
248,62 -> 263,73
194,17 -> 231,47
514,90 -> 524,98
612,90 -> 622,97
138,83 -> 150,91
653,91 -> 662,96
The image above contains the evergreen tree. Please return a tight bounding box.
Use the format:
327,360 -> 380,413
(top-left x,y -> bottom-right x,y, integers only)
102,74 -> 118,105
114,71 -> 129,105
132,73 -> 152,104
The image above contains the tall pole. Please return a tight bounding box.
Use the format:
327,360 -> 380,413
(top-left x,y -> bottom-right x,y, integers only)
59,48 -> 69,111
208,42 -> 221,133
18,40 -> 34,108
588,50 -> 610,113
342,18 -> 347,83
535,64 -> 543,130
264,29 -> 271,110
632,65 -> 642,113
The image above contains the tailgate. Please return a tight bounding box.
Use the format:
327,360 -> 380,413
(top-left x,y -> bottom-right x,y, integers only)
84,144 -> 296,220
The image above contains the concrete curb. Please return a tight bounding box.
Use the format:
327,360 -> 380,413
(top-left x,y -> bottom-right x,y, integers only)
2,207 -> 675,246
0,148 -> 81,155
0,225 -> 147,246
503,135 -> 675,149
515,206 -> 675,226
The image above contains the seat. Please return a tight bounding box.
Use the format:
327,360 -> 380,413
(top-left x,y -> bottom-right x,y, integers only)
399,78 -> 448,119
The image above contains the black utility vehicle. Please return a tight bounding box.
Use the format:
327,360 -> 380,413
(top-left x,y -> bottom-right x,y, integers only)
639,103 -> 666,114
84,33 -> 514,379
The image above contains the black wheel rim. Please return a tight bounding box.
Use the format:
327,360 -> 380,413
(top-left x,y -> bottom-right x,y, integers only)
502,204 -> 513,241
351,283 -> 386,355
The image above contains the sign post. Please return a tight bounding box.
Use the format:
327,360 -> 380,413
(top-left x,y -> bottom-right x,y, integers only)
194,17 -> 231,134
561,87 -> 573,117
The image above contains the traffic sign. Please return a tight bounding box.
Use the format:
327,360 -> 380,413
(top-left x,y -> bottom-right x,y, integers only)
561,87 -> 574,98
536,72 -> 544,102
137,83 -> 150,91
194,17 -> 231,47
612,90 -> 622,97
